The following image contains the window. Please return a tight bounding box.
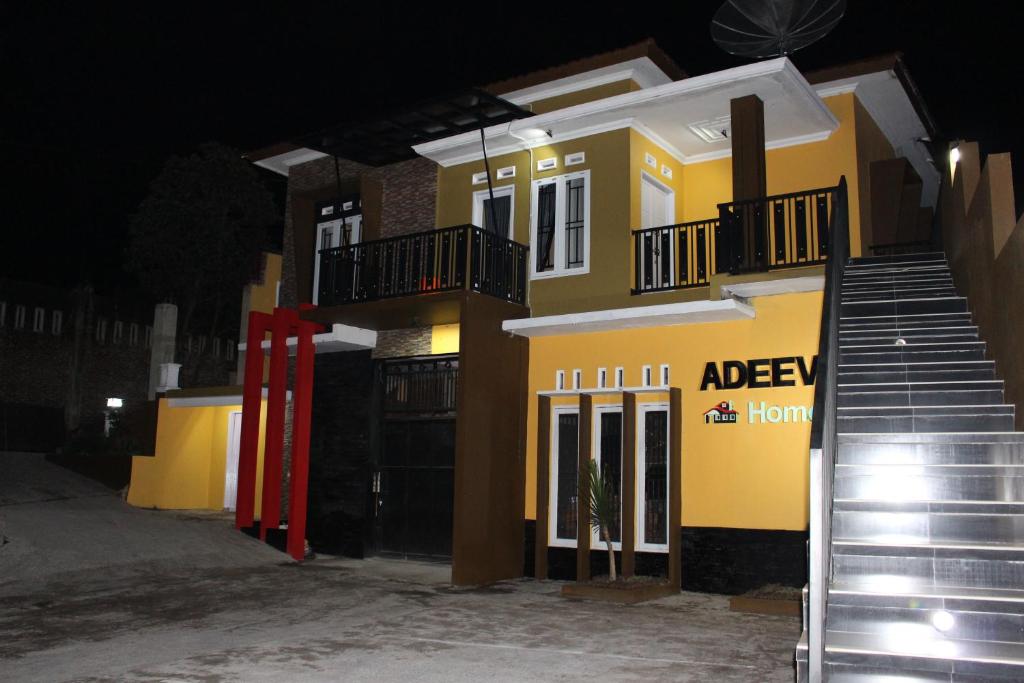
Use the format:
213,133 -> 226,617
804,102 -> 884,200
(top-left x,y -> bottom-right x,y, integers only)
129,323 -> 139,346
144,325 -> 152,348
95,318 -> 107,343
637,404 -> 670,552
597,368 -> 607,389
226,339 -> 234,361
51,311 -> 63,335
198,336 -> 207,354
472,184 -> 514,238
661,364 -> 670,386
642,365 -> 653,387
615,367 -> 624,388
572,369 -> 582,390
550,406 -> 580,547
555,370 -> 565,391
531,170 -> 590,278
14,305 -> 26,330
113,321 -> 123,344
32,307 -> 45,333
214,337 -> 222,357
593,407 -> 623,549
0,301 -> 6,326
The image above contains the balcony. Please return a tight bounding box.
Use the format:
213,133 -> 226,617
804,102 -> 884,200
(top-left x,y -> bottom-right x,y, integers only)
633,185 -> 839,294
311,224 -> 528,329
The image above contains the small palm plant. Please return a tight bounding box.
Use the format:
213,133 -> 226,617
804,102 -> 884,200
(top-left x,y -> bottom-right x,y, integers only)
586,459 -> 618,582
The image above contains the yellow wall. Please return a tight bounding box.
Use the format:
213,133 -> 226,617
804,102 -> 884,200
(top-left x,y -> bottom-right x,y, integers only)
526,80 -> 640,115
431,324 -> 460,354
128,399 -> 267,511
525,291 -> 821,531
436,129 -> 632,316
435,92 -> 876,319
853,97 -> 897,251
249,253 -> 282,316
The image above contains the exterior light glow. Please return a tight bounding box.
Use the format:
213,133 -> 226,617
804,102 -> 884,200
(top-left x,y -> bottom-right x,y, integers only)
949,147 -> 961,164
106,397 -> 124,409
511,127 -> 552,141
931,610 -> 955,633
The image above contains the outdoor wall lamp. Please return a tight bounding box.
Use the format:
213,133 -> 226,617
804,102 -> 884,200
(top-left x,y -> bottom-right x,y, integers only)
510,127 -> 552,142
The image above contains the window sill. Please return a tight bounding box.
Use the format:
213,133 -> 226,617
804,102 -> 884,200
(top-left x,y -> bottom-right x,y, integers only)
530,266 -> 590,281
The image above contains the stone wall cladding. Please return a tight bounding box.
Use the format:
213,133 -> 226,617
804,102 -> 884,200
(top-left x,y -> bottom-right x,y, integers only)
281,154 -> 438,307
372,327 -> 432,359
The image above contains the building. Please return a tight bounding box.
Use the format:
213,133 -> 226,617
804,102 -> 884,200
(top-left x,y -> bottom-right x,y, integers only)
243,40 -> 940,592
126,253 -> 280,511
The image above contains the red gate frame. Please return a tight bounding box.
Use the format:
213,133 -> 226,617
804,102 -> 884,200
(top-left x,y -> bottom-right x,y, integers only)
235,306 -> 321,561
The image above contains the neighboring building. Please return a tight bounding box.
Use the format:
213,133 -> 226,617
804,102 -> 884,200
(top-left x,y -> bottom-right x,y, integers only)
244,40 -> 939,590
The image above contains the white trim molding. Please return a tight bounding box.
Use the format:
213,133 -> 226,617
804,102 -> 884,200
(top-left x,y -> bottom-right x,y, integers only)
502,298 -> 755,338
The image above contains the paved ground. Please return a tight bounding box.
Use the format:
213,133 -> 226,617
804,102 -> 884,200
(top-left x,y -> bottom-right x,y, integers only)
0,453 -> 801,682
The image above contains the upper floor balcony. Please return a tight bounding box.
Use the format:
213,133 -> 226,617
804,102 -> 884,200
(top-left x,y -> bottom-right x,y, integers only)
308,224 -> 528,329
632,184 -> 839,294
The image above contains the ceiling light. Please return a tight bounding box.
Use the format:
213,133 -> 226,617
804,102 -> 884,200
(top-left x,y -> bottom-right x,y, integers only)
106,397 -> 124,409
511,127 -> 552,141
931,610 -> 955,633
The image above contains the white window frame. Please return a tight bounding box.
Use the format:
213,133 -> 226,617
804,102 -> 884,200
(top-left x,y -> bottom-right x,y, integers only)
51,310 -> 63,335
14,305 -> 26,329
549,404 -> 581,548
530,169 -> 591,279
0,301 -> 6,326
95,318 -> 107,342
312,214 -> 362,305
471,184 -> 515,239
636,402 -> 671,553
226,339 -> 235,361
592,404 -> 624,551
129,323 -> 139,345
113,321 -> 123,344
32,307 -> 45,333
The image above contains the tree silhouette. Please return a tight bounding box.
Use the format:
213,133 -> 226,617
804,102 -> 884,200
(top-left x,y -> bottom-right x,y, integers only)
126,142 -> 277,384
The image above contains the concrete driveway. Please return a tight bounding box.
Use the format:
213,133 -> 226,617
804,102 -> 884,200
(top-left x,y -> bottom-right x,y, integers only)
0,453 -> 800,682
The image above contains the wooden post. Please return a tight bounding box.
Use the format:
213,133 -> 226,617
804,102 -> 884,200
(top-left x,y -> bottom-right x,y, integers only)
577,394 -> 593,582
730,94 -> 767,202
535,395 -> 551,580
621,392 -> 637,579
669,388 -> 683,591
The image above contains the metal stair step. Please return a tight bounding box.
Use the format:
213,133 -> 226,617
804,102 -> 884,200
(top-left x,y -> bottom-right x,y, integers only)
840,312 -> 973,330
848,252 -> 948,265
832,540 -> 1024,591
839,364 -> 998,385
838,389 -> 1005,408
840,348 -> 987,365
838,438 -> 1024,466
824,629 -> 1024,679
841,297 -> 969,318
834,463 -> 1024,501
834,508 -> 1024,546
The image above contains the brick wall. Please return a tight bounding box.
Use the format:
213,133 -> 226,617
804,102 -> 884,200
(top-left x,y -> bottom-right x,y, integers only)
281,155 -> 438,308
372,327 -> 432,359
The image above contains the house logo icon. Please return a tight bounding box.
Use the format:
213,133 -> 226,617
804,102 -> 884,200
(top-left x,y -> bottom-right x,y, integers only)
704,401 -> 739,424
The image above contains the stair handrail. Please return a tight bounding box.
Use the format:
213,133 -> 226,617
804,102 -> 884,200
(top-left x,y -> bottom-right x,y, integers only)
806,175 -> 849,683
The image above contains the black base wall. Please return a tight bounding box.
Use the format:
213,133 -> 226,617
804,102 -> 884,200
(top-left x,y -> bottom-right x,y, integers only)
306,351 -> 376,557
681,526 -> 807,595
524,520 -> 807,594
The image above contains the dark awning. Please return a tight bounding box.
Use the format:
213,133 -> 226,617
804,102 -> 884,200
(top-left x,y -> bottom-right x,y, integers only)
292,89 -> 533,167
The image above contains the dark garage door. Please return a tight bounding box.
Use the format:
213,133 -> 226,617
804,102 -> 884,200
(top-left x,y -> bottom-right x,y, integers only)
379,418 -> 455,559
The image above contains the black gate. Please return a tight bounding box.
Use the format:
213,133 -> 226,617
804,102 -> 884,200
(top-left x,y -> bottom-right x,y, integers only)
374,356 -> 458,560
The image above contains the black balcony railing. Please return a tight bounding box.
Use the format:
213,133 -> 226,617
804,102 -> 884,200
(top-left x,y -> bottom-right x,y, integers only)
632,219 -> 715,293
716,185 -> 836,275
317,224 -> 528,307
632,184 -> 839,294
381,356 -> 459,414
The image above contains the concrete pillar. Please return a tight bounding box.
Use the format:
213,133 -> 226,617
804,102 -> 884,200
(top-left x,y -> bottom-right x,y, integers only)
148,303 -> 177,399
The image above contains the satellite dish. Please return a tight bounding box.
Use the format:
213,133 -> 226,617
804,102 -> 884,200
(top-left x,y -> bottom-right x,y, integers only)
711,0 -> 847,59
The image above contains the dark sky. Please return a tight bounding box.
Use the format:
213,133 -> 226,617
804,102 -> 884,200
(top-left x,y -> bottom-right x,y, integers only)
4,2 -> 1022,294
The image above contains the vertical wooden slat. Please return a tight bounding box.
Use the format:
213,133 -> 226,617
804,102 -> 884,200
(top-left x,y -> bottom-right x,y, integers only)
535,395 -> 551,580
621,392 -> 637,579
577,394 -> 593,582
668,387 -> 682,591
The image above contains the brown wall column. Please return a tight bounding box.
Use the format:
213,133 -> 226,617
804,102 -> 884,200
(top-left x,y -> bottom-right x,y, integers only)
452,295 -> 530,585
730,95 -> 767,202
621,392 -> 637,579
534,395 -> 551,580
668,387 -> 682,590
576,394 -> 593,582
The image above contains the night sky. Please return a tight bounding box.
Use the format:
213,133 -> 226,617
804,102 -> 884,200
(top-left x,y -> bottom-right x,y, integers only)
5,2 -> 1022,294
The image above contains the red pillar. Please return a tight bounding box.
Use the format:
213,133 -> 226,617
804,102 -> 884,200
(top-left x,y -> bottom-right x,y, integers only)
236,310 -> 271,530
259,307 -> 294,539
287,319 -> 316,561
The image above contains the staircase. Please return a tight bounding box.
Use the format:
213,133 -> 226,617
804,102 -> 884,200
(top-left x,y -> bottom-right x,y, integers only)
798,252 -> 1024,681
